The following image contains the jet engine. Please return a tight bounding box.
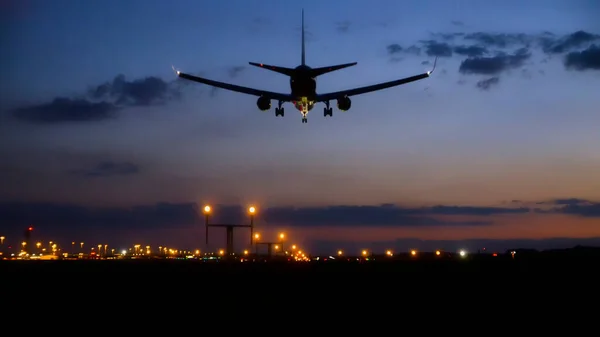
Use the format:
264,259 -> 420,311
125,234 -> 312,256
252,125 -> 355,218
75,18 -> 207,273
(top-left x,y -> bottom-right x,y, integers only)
257,96 -> 271,111
336,95 -> 351,111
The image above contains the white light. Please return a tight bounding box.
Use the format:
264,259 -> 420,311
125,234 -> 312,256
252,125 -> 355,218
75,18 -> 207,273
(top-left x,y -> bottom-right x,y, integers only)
459,250 -> 466,257
121,250 -> 127,255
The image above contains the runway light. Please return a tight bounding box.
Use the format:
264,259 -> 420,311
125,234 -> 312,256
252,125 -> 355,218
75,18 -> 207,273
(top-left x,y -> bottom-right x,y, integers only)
243,250 -> 248,255
362,250 -> 368,256
203,205 -> 211,213
338,250 -> 343,256
386,250 -> 393,256
459,250 -> 467,257
435,250 -> 441,256
411,250 -> 417,256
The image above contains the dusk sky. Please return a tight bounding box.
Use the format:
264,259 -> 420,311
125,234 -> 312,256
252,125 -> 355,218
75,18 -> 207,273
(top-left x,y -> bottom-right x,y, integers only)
1,0 -> 600,254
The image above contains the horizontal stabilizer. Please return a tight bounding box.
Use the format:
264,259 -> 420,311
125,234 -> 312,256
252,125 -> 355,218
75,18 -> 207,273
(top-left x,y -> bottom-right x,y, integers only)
310,62 -> 357,77
249,62 -> 295,76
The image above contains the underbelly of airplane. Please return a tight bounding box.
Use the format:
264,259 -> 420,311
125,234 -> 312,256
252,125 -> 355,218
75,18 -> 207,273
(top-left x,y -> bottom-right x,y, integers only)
292,98 -> 314,112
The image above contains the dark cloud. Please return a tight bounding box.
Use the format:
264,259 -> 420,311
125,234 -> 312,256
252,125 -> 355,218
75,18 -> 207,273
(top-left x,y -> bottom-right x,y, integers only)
227,66 -> 245,78
11,74 -> 183,124
463,32 -> 531,48
0,202 -> 201,230
68,161 -> 140,178
335,21 -> 351,33
533,198 -> 600,217
453,45 -> 488,57
386,43 -> 403,55
421,40 -> 453,57
476,76 -> 500,90
12,98 -> 118,124
459,48 -> 531,75
0,202 -> 542,232
89,74 -> 179,106
564,44 -> 600,71
542,30 -> 600,54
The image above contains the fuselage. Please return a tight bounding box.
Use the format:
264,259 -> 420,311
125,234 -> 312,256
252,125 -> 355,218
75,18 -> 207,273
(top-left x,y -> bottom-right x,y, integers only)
290,65 -> 316,112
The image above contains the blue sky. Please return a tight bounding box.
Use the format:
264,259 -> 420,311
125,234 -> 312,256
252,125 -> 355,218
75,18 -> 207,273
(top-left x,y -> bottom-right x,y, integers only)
1,0 -> 599,254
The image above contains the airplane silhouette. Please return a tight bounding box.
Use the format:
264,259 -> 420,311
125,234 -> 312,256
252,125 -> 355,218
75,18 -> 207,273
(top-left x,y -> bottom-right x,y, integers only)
173,10 -> 437,124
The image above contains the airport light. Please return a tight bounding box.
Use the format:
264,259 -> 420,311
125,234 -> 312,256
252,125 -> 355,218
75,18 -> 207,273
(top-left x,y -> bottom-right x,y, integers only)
291,245 -> 296,250
249,206 -> 256,245
0,236 -> 4,244
338,250 -> 343,256
459,250 -> 467,257
218,249 -> 224,256
243,250 -> 249,255
386,250 -> 393,256
362,250 -> 368,256
204,205 -> 211,213
435,250 -> 441,256
410,250 -> 417,256
254,233 -> 260,240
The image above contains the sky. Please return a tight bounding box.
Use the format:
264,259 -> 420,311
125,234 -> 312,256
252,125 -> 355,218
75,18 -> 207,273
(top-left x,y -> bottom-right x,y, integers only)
1,0 -> 600,255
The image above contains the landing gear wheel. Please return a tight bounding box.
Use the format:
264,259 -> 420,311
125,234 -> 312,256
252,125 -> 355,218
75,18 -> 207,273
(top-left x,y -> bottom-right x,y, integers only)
323,107 -> 333,117
275,107 -> 284,117
302,118 -> 307,124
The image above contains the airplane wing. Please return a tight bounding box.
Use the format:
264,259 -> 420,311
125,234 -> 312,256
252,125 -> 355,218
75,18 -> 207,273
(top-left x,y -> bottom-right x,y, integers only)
315,57 -> 437,102
174,69 -> 293,102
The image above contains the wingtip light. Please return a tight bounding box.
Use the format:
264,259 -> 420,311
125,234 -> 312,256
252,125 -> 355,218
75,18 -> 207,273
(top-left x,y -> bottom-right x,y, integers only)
171,65 -> 181,76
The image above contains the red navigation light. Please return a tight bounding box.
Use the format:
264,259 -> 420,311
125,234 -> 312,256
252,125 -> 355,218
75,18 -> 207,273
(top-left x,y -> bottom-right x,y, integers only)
28,227 -> 33,231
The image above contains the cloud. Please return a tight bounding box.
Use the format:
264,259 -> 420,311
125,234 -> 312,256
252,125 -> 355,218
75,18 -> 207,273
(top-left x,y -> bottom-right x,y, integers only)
335,21 -> 352,33
12,98 -> 117,124
0,202 -> 201,230
564,45 -> 600,71
385,30 -> 600,77
88,74 -> 180,106
542,31 -> 600,54
476,76 -> 500,90
68,161 -> 141,178
0,202 -> 546,232
421,40 -> 453,57
11,74 -> 183,124
453,45 -> 488,57
459,48 -> 531,75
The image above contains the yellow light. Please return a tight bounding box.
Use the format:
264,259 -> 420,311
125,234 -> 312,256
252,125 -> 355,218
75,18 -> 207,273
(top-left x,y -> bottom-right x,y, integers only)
248,206 -> 256,214
279,233 -> 285,239
362,250 -> 367,256
204,205 -> 211,213
254,233 -> 260,239
218,249 -> 224,255
411,250 -> 417,256
435,250 -> 441,256
386,250 -> 393,256
195,250 -> 200,255
337,250 -> 343,256
274,245 -> 279,250
243,250 -> 248,255
291,245 -> 296,250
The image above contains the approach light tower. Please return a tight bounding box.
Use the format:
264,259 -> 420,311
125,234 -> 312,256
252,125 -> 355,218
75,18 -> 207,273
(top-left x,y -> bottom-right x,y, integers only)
203,205 -> 256,256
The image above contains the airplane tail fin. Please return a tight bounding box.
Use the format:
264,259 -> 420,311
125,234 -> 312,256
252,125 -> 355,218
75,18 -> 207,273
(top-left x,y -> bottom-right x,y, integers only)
301,9 -> 305,65
310,62 -> 358,77
248,62 -> 295,76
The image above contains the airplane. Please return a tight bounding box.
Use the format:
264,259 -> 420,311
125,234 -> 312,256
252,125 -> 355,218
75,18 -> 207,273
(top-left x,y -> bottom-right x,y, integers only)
173,9 -> 437,124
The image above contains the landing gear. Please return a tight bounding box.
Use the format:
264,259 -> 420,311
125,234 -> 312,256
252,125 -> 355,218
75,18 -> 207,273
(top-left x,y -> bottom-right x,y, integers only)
323,101 -> 332,117
275,100 -> 284,117
302,117 -> 307,123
